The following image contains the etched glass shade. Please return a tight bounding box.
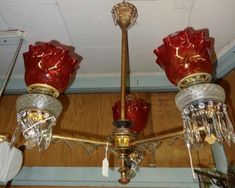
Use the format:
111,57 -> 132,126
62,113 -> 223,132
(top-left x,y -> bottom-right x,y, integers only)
175,83 -> 235,147
112,96 -> 150,133
154,28 -> 213,88
23,43 -> 79,96
16,93 -> 62,150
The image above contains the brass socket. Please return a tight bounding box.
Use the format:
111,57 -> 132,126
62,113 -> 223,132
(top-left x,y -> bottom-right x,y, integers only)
27,84 -> 59,98
115,134 -> 131,147
177,73 -> 212,89
113,127 -> 136,155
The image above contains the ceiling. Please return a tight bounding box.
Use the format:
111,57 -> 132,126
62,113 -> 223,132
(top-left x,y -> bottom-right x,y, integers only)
1,0 -> 235,94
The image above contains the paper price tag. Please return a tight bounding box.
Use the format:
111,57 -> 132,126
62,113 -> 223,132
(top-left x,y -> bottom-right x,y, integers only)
102,142 -> 109,177
102,157 -> 109,177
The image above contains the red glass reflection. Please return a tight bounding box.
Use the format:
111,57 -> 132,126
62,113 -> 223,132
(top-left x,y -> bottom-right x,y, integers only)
112,97 -> 150,133
154,28 -> 213,86
23,43 -> 79,93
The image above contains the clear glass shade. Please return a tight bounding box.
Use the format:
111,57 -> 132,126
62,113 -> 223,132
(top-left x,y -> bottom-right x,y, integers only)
16,93 -> 62,150
175,83 -> 235,147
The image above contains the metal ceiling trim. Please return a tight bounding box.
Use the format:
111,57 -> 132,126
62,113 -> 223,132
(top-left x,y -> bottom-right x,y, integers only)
2,167 -> 199,187
2,74 -> 177,94
215,43 -> 235,79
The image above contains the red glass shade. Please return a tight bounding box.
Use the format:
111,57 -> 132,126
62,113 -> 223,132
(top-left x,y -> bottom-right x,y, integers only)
153,28 -> 213,86
112,97 -> 150,133
23,43 -> 79,93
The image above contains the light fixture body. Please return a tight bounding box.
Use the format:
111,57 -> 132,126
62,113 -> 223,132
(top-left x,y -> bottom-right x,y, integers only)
16,43 -> 79,150
154,27 -> 235,148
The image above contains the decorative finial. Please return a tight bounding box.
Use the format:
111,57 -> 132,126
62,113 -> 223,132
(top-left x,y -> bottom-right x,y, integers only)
112,1 -> 137,30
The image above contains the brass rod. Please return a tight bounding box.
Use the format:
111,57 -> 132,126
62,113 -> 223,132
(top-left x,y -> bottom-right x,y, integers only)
132,126 -> 205,146
131,130 -> 184,146
126,31 -> 130,93
52,134 -> 111,146
120,29 -> 128,120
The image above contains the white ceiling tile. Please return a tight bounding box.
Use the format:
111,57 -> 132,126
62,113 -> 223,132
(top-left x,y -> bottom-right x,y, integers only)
132,0 -> 190,38
0,4 -> 71,45
77,46 -> 121,74
57,0 -> 121,48
129,44 -> 162,73
189,0 -> 235,52
127,0 -> 191,73
130,1 -> 191,47
0,0 -> 56,6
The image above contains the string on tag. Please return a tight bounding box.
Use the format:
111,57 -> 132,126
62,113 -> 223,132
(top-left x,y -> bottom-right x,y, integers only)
102,142 -> 109,177
187,144 -> 196,180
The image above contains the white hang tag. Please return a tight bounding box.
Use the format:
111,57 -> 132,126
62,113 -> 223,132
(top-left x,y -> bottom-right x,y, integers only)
187,144 -> 196,180
102,157 -> 109,177
102,142 -> 109,177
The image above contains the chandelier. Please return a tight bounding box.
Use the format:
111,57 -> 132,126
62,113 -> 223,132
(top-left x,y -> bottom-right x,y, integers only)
0,1 -> 235,186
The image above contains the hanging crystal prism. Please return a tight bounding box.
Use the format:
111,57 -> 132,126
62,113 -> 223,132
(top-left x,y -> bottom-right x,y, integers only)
16,93 -> 62,150
176,83 -> 235,148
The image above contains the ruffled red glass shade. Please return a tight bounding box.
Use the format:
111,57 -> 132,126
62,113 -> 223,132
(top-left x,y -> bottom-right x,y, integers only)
23,43 -> 79,94
112,97 -> 150,133
153,28 -> 213,86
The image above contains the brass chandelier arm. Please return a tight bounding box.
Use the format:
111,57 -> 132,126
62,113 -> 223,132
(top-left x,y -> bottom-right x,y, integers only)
131,130 -> 184,146
51,134 -> 111,147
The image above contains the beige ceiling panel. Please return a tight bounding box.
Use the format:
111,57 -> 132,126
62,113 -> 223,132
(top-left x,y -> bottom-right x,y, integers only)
0,4 -> 71,45
189,0 -> 235,51
0,0 -> 56,6
0,16 -> 8,30
57,0 -> 121,48
77,46 -> 121,74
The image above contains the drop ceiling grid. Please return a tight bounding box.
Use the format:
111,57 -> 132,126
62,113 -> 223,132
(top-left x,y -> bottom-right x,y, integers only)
0,44 -> 28,76
0,16 -> 8,30
0,4 -> 71,45
0,0 -> 57,6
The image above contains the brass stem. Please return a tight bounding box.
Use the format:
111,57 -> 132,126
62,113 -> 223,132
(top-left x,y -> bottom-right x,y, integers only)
52,134 -> 110,146
121,29 -> 128,120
